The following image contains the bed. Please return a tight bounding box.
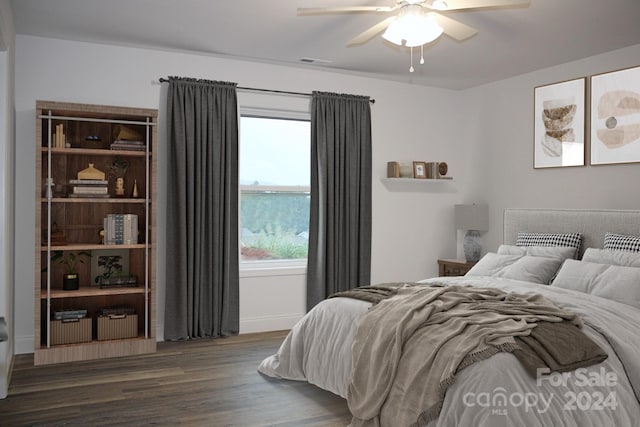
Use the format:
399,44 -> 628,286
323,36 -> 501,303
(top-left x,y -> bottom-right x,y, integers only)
258,209 -> 640,426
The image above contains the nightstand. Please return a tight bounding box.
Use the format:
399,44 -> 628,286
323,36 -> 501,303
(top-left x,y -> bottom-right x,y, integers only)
437,259 -> 477,277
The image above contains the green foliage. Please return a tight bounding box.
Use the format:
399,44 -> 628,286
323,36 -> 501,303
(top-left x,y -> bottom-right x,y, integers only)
241,192 -> 310,260
252,225 -> 308,259
50,250 -> 91,275
241,192 -> 309,235
94,255 -> 124,283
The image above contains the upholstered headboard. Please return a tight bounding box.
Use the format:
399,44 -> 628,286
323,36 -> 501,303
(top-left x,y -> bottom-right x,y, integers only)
503,209 -> 640,258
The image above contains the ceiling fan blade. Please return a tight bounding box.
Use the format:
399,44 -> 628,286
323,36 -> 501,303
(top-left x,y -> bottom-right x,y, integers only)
430,12 -> 477,41
297,6 -> 395,15
347,16 -> 396,46
438,0 -> 530,11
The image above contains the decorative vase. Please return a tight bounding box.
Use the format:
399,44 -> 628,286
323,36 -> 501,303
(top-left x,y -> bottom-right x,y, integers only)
463,230 -> 482,262
63,273 -> 79,291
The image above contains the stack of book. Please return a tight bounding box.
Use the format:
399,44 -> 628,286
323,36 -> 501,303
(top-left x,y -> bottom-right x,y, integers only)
69,179 -> 109,198
53,123 -> 67,148
54,309 -> 87,321
103,214 -> 138,245
100,306 -> 136,315
110,140 -> 145,151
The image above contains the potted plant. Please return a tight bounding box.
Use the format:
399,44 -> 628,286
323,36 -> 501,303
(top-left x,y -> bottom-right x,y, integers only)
50,250 -> 91,290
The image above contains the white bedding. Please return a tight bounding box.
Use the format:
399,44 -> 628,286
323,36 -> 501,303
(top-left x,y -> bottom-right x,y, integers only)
258,276 -> 640,426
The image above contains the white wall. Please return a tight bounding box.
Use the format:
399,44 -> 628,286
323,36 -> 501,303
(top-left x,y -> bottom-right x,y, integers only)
10,33 -> 640,358
464,44 -> 640,253
0,0 -> 15,399
13,35 -> 465,353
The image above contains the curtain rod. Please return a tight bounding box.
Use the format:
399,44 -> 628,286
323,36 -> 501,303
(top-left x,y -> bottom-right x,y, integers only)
158,78 -> 375,104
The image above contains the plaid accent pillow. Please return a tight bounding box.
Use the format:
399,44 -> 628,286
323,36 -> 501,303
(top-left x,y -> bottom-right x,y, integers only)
516,232 -> 583,259
604,232 -> 640,252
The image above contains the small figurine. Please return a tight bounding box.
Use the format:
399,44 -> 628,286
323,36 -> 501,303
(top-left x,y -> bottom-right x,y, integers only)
109,158 -> 129,197
132,179 -> 139,198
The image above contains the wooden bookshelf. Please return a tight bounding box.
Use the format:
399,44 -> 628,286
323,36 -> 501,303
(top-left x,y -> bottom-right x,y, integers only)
34,101 -> 157,365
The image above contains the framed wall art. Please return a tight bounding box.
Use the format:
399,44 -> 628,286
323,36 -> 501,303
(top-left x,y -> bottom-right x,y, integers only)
590,65 -> 640,165
533,78 -> 586,168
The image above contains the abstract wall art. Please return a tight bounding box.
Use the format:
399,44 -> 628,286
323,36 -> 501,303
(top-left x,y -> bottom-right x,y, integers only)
533,78 -> 586,169
590,65 -> 640,165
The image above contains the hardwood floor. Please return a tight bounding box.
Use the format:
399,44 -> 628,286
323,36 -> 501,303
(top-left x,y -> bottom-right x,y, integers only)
0,331 -> 352,426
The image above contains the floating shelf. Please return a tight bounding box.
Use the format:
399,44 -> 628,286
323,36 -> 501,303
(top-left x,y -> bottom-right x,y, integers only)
381,178 -> 455,193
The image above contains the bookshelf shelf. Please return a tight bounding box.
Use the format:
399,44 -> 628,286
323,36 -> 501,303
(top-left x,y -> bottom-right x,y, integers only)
39,147 -> 149,157
35,100 -> 157,365
41,287 -> 147,299
41,243 -> 147,251
42,197 -> 147,204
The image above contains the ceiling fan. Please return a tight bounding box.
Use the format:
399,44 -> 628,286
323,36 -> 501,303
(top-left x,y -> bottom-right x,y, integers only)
298,0 -> 530,71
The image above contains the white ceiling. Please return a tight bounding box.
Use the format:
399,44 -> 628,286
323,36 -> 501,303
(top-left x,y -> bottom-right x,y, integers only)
10,0 -> 640,90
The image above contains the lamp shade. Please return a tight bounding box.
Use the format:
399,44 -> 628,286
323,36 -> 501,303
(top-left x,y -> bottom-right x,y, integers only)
454,204 -> 489,231
382,8 -> 443,47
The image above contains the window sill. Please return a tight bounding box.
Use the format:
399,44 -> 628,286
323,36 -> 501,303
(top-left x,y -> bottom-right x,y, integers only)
240,261 -> 307,278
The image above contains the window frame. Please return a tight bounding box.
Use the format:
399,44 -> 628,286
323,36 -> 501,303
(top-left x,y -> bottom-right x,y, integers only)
238,107 -> 311,271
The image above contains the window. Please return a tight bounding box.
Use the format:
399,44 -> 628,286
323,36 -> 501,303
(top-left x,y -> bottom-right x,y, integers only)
239,114 -> 310,264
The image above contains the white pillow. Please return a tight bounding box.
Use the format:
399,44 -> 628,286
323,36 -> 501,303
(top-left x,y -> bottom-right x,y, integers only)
582,248 -> 640,268
497,244 -> 575,260
552,259 -> 640,309
466,253 -> 563,285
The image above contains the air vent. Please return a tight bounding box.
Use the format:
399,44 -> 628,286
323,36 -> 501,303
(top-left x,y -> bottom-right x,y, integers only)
300,57 -> 332,64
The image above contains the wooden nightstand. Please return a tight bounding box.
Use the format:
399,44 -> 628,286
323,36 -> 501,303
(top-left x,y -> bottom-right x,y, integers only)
437,259 -> 477,277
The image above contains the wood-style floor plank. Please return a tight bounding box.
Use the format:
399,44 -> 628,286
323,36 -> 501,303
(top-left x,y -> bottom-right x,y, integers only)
0,331 -> 352,426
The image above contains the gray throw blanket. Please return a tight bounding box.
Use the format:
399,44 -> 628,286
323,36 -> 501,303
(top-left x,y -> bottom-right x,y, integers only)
347,283 -> 581,427
513,320 -> 608,378
329,283 -> 404,305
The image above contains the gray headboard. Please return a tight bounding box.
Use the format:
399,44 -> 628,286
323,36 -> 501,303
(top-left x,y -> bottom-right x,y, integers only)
503,209 -> 640,258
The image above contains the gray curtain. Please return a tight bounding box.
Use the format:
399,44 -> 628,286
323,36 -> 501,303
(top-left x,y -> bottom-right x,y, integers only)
307,91 -> 372,310
164,77 -> 239,340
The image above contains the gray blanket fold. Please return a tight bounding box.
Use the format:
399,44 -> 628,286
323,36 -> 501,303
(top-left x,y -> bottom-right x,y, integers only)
329,283 -> 405,305
513,320 -> 608,378
347,283 -> 582,427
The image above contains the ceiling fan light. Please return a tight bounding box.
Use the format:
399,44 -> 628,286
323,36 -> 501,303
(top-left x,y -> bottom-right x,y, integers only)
383,12 -> 443,47
382,17 -> 405,45
405,15 -> 443,46
431,0 -> 448,10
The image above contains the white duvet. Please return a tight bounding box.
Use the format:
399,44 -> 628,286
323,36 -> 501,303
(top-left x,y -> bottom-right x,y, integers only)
258,276 -> 640,426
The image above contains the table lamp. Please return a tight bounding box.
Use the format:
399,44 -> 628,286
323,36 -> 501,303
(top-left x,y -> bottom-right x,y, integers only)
455,204 -> 489,262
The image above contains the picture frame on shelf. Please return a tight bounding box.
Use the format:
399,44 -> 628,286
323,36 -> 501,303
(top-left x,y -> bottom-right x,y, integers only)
533,77 -> 586,169
413,161 -> 427,179
91,249 -> 130,287
590,65 -> 640,165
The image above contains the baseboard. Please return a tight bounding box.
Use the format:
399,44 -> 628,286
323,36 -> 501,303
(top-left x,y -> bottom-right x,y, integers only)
15,316 -> 301,353
0,348 -> 13,399
14,334 -> 33,355
240,313 -> 303,334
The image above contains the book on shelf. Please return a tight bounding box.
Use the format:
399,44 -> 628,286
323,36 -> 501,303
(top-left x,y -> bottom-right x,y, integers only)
72,186 -> 109,194
68,193 -> 110,198
54,309 -> 88,321
113,139 -> 145,146
69,179 -> 108,185
54,124 -> 66,148
69,178 -> 109,196
104,214 -> 138,245
111,140 -> 146,151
